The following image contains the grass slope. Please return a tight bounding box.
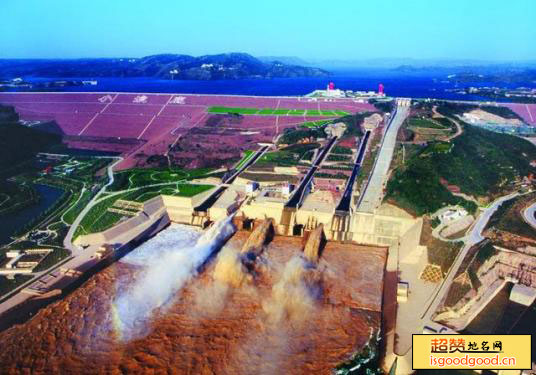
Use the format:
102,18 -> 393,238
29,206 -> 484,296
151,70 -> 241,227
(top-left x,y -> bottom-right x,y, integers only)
408,118 -> 448,129
207,106 -> 349,117
75,184 -> 213,237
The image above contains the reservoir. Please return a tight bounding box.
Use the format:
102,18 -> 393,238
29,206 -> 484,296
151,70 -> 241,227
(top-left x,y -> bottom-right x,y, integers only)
19,71 -> 535,101
0,184 -> 64,246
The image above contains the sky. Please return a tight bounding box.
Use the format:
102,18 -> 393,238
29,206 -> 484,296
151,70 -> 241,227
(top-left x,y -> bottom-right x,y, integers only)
1,0 -> 535,61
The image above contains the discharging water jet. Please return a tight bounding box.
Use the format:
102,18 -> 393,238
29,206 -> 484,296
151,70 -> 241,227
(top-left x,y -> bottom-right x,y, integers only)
112,215 -> 236,341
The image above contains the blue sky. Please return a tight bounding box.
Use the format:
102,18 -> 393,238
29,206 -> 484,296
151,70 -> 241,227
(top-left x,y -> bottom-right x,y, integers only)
1,0 -> 535,61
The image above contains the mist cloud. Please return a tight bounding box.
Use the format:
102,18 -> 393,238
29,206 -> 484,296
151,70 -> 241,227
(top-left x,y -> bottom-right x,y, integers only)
113,216 -> 236,341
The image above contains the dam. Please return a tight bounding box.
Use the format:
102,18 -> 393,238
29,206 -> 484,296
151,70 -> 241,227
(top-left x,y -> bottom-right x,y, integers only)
0,99 -> 413,375
74,99 -> 414,252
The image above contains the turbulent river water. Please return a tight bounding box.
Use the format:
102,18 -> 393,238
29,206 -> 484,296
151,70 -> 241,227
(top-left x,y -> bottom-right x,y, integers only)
113,219 -> 236,341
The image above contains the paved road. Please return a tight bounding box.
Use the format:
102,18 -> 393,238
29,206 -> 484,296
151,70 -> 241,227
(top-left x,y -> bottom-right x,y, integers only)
63,156 -> 123,255
61,186 -> 87,225
523,201 -> 536,229
389,192 -> 521,372
0,156 -> 125,314
431,217 -> 473,243
0,154 -> 200,315
357,103 -> 410,213
2,144 -> 267,315
421,192 -> 520,322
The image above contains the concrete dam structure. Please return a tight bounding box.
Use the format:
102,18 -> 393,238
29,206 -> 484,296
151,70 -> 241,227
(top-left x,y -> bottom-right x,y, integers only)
303,223 -> 326,264
74,189 -> 217,249
75,100 -> 416,251
235,197 -> 418,248
240,219 -> 274,256
236,99 -> 415,248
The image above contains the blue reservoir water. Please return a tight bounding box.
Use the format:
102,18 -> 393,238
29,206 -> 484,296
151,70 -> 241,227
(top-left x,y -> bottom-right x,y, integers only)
0,184 -> 64,245
21,69 -> 534,101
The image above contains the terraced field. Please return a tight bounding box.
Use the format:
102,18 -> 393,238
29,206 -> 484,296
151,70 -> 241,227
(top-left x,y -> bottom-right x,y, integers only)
405,115 -> 455,143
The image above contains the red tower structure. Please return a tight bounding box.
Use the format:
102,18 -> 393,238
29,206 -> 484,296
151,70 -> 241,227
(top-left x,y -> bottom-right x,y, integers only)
378,83 -> 384,96
328,82 -> 335,90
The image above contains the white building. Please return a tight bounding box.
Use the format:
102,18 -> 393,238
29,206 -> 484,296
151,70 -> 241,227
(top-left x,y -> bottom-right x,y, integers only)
440,208 -> 468,223
282,183 -> 295,197
462,112 -> 480,124
246,181 -> 259,194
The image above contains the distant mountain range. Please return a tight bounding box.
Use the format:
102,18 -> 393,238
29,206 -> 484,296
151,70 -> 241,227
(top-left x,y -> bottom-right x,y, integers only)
258,56 -> 311,66
444,70 -> 536,84
260,55 -> 536,84
0,53 -> 329,80
262,56 -> 536,71
2,52 -> 535,85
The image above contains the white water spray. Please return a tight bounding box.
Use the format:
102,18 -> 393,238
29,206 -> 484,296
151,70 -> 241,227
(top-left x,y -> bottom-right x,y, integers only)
113,216 -> 236,341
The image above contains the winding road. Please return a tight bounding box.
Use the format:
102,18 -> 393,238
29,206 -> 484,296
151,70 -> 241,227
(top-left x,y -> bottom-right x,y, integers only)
63,156 -> 123,254
421,192 -> 520,322
523,201 -> 536,229
391,192 -> 522,375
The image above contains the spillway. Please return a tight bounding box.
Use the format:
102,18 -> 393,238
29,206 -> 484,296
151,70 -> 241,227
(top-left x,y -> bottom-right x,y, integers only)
114,217 -> 235,341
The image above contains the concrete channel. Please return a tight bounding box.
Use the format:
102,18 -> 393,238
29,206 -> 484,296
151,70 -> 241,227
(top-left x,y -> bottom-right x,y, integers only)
285,136 -> 338,209
335,130 -> 371,214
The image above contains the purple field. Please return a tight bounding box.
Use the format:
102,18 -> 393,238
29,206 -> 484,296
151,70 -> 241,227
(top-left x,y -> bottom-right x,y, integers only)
504,103 -> 536,126
0,92 -> 376,169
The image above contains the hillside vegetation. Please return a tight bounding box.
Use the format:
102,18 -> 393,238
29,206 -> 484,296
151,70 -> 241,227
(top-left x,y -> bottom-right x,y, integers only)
0,107 -> 61,176
421,101 -> 522,121
278,127 -> 325,145
0,106 -> 63,215
338,112 -> 371,137
386,124 -> 536,215
486,192 -> 536,241
0,53 -> 328,80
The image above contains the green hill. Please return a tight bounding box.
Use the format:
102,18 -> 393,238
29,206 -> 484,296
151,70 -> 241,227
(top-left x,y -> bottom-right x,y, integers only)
0,53 -> 329,80
386,124 -> 536,215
